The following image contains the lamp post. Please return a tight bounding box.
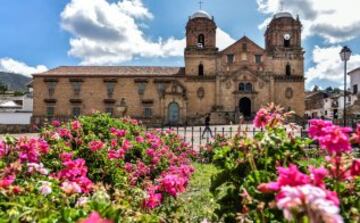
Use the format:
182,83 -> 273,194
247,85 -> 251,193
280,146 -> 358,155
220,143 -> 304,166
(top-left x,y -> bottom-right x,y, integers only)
339,46 -> 352,126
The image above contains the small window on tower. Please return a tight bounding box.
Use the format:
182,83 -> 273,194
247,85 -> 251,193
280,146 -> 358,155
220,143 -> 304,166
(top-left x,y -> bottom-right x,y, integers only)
255,55 -> 262,64
198,64 -> 204,76
227,54 -> 234,64
242,43 -> 247,51
198,34 -> 205,48
286,64 -> 291,76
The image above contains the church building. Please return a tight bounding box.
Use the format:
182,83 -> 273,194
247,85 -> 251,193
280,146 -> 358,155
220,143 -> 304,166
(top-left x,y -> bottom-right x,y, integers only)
32,10 -> 305,126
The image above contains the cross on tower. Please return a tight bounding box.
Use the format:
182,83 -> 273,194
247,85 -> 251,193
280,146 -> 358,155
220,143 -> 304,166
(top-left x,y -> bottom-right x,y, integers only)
198,0 -> 204,10
279,0 -> 284,11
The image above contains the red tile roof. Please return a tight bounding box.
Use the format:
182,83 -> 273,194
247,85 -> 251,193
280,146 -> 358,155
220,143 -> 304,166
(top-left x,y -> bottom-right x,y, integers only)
33,66 -> 185,77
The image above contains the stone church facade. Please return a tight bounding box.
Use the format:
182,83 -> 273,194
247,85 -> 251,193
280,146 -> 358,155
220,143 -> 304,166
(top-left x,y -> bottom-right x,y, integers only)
32,10 -> 305,126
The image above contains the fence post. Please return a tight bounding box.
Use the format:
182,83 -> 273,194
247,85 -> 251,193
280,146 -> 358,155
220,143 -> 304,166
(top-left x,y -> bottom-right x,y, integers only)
230,127 -> 233,138
191,126 -> 194,150
214,127 -> 217,138
222,127 -> 225,137
184,126 -> 187,142
199,127 -> 202,148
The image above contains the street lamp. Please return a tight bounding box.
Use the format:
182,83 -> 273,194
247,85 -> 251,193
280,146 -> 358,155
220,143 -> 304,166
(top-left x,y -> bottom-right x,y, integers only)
339,46 -> 352,126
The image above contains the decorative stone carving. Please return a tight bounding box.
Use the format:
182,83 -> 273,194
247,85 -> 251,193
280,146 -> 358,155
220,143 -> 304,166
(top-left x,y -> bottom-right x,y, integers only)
197,87 -> 205,99
285,87 -> 294,99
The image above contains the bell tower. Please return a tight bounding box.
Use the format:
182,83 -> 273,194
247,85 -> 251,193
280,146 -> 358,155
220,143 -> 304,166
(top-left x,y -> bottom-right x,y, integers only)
265,12 -> 304,76
185,10 -> 218,76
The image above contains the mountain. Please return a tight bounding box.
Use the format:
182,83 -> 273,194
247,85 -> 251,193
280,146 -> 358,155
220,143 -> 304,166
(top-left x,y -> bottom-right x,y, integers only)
0,72 -> 31,92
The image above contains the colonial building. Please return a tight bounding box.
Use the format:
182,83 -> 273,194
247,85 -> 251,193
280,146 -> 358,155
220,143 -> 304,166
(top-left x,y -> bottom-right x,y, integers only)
32,10 -> 305,126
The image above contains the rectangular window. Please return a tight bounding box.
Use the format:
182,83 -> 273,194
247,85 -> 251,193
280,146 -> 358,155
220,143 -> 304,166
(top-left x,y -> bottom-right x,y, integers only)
47,106 -> 55,116
138,82 -> 146,95
71,82 -> 82,97
106,83 -> 115,98
72,107 -> 81,117
255,55 -> 262,64
144,107 -> 152,118
227,54 -> 234,64
47,82 -> 57,97
353,84 -> 358,94
105,107 -> 114,116
242,43 -> 247,51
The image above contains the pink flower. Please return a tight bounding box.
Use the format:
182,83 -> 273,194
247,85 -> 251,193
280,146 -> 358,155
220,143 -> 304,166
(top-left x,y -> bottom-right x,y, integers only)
135,136 -> 144,143
122,139 -> 132,151
0,141 -> 8,158
276,185 -> 343,223
158,174 -> 187,197
61,181 -> 82,194
58,128 -> 72,139
253,108 -> 271,128
110,128 -> 126,138
60,152 -> 73,162
16,138 -> 49,163
88,140 -> 104,152
0,175 -> 15,188
350,159 -> 360,177
80,212 -> 112,223
39,181 -> 52,196
144,192 -> 162,209
51,120 -> 61,127
308,119 -> 352,155
71,120 -> 81,131
108,149 -> 125,160
27,163 -> 49,175
57,158 -> 93,193
146,148 -> 155,157
258,164 -> 310,192
309,166 -> 328,188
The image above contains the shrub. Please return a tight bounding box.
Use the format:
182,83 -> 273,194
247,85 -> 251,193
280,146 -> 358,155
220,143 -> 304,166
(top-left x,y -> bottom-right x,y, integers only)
0,113 -> 196,222
208,103 -> 359,223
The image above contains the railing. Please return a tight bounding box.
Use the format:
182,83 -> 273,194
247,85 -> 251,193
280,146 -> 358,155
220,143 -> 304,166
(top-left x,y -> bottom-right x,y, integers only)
146,124 -> 360,158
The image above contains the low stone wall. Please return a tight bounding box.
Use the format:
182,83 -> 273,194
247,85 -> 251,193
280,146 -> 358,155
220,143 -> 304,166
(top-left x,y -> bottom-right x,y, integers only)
0,124 -> 34,134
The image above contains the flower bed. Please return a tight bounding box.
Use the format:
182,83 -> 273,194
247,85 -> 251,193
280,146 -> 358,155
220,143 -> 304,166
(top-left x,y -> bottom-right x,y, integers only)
0,113 -> 196,222
207,104 -> 360,223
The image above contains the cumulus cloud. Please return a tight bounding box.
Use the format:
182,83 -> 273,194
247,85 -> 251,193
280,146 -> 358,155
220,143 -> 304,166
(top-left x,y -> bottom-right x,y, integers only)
305,46 -> 360,88
0,58 -> 48,77
61,0 -> 235,65
257,0 -> 360,43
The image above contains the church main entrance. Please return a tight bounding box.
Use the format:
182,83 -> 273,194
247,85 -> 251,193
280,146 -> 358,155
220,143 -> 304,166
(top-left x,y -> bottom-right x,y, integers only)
168,102 -> 180,125
239,97 -> 251,117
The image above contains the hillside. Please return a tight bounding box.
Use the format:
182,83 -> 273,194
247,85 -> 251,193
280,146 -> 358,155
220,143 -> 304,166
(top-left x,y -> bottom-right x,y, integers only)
0,72 -> 31,92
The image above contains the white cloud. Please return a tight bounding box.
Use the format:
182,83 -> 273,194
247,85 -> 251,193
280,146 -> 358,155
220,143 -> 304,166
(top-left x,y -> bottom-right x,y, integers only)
0,58 -> 48,77
61,0 -> 236,65
306,46 -> 360,87
257,0 -> 360,43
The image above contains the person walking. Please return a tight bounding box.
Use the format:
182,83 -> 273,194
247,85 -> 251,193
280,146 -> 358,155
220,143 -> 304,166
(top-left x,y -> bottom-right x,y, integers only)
202,113 -> 213,138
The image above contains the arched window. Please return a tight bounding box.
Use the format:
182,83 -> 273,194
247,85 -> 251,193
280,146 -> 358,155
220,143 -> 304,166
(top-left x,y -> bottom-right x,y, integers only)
198,64 -> 204,76
286,64 -> 291,76
284,39 -> 290,48
198,34 -> 205,47
245,83 -> 253,92
239,83 -> 245,91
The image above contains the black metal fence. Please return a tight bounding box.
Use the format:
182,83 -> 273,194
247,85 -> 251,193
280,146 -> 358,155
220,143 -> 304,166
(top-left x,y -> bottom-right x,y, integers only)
146,124 -> 360,158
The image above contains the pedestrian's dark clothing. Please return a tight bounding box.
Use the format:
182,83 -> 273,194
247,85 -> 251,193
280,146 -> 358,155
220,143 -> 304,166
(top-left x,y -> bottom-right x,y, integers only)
202,115 -> 213,138
205,116 -> 210,126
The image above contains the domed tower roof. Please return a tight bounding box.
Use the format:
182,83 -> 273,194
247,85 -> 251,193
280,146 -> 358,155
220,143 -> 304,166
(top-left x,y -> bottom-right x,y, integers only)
190,10 -> 212,20
273,12 -> 294,19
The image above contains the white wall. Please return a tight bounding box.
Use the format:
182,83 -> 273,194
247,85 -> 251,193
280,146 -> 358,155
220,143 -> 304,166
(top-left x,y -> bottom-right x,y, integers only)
0,113 -> 32,124
350,69 -> 360,94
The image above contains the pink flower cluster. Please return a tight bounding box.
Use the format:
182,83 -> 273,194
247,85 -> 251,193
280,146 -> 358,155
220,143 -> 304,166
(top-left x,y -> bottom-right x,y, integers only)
57,153 -> 93,194
88,140 -> 104,152
253,104 -> 285,129
308,119 -> 352,155
258,164 -> 343,222
79,212 -> 112,223
276,185 -> 343,223
16,137 -> 49,163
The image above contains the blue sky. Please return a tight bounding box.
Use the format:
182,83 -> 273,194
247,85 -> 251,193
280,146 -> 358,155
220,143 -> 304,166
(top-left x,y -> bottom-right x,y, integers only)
1,0 -> 360,90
